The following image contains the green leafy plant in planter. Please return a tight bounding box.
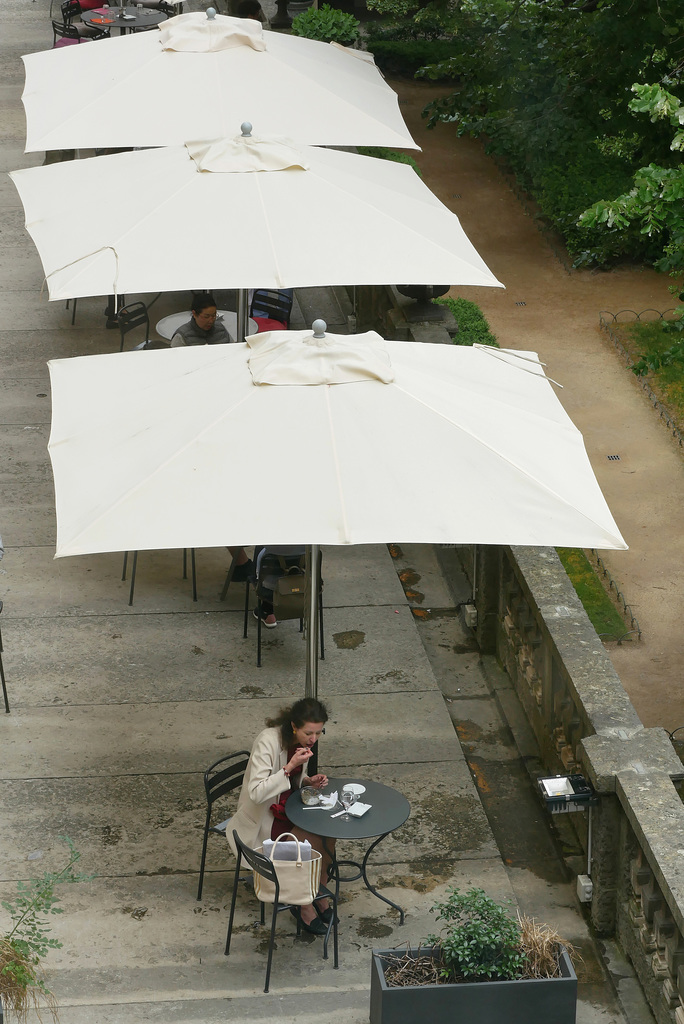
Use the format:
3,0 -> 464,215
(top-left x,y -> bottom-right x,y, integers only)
370,887 -> 577,1024
290,4 -> 359,45
0,838 -> 91,1023
427,887 -> 526,981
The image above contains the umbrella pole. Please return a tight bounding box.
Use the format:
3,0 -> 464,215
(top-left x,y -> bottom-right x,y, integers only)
237,289 -> 248,343
305,544 -> 320,701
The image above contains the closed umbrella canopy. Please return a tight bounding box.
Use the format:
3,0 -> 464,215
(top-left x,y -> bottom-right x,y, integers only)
47,329 -> 627,558
10,133 -> 504,300
22,13 -> 417,152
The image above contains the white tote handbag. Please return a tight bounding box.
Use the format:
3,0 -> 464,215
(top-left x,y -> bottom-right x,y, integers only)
254,833 -> 322,905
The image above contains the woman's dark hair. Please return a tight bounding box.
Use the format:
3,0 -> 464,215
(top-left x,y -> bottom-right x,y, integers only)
191,292 -> 217,315
267,697 -> 329,748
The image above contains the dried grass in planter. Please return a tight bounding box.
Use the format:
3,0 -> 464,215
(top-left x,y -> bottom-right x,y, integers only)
381,947 -> 447,987
517,913 -> 579,979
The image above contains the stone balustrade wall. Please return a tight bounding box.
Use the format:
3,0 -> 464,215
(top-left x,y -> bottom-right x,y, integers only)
461,544 -> 684,1024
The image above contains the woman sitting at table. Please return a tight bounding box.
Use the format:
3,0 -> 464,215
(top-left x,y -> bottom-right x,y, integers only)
228,697 -> 334,935
170,292 -> 233,346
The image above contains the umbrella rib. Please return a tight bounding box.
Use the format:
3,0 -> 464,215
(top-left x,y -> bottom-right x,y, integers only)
263,49 -> 415,147
254,175 -> 284,288
306,161 -> 503,286
390,381 -> 619,537
324,386 -> 351,544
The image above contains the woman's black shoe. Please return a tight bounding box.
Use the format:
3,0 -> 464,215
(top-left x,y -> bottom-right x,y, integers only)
290,906 -> 327,935
314,902 -> 336,925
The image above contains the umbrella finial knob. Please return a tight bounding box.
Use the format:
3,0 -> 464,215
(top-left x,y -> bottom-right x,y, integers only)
241,122 -> 253,137
312,319 -> 327,338
206,6 -> 217,17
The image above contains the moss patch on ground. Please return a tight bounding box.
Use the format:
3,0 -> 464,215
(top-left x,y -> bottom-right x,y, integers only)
557,548 -> 627,638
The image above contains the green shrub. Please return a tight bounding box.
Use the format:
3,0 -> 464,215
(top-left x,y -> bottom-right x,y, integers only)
536,154 -> 657,267
356,146 -> 422,177
367,39 -> 458,76
427,887 -> 526,982
291,4 -> 359,45
435,295 -> 498,347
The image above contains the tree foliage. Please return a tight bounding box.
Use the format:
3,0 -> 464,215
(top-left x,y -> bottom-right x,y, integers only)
368,0 -> 684,266
581,83 -> 684,276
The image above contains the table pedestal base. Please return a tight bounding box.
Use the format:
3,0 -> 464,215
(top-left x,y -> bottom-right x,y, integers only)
326,834 -> 405,925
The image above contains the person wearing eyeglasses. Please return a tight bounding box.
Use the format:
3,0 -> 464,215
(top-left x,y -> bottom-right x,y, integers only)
170,292 -> 233,346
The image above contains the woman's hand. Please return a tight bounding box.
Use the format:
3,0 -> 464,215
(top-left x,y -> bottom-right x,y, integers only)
285,746 -> 313,774
306,773 -> 328,789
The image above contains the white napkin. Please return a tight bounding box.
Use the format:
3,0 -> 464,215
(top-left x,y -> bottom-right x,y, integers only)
302,790 -> 338,809
347,801 -> 371,817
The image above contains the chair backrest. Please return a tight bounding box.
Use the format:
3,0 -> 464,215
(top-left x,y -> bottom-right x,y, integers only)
53,18 -> 81,39
204,750 -> 250,810
61,0 -> 82,22
249,289 -> 293,327
118,302 -> 150,346
233,830 -> 280,893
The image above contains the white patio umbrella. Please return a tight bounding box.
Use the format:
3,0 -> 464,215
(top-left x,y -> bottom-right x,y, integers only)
47,328 -> 626,557
22,12 -> 417,152
47,324 -> 626,694
9,130 -> 503,304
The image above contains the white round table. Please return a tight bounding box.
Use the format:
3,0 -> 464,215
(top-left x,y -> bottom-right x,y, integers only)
155,310 -> 258,342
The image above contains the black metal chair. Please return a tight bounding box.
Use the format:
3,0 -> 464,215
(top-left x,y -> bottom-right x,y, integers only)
219,550 -> 240,601
249,289 -> 293,331
52,19 -> 83,44
225,830 -> 339,993
197,751 -> 250,900
242,547 -> 325,668
118,301 -> 150,352
59,1 -> 110,37
0,602 -> 9,714
121,549 -> 197,606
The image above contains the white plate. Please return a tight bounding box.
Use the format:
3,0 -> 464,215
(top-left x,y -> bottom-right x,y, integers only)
342,783 -> 366,795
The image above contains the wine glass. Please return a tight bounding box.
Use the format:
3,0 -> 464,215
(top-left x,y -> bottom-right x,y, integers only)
340,788 -> 357,821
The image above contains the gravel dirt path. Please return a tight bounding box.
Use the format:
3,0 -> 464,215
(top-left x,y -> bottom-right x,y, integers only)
394,77 -> 683,731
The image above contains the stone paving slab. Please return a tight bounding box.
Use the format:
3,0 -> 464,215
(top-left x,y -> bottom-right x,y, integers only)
0,690 -> 459,778
3,606 -> 438,707
0,377 -> 51,422
0,758 -> 495,879
1,853 -> 514,1021
0,543 -> 407,617
0,245 -> 44,288
0,291 -> 108,331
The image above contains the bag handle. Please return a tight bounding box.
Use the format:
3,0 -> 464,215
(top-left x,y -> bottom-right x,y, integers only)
269,832 -> 303,869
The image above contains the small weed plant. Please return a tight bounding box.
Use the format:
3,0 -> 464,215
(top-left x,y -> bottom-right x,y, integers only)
1,837 -> 91,1022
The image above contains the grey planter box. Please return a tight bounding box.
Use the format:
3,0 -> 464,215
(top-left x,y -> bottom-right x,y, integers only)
371,946 -> 577,1024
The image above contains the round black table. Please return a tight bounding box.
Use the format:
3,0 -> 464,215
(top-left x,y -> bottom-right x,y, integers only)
81,6 -> 168,33
286,777 -> 410,924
